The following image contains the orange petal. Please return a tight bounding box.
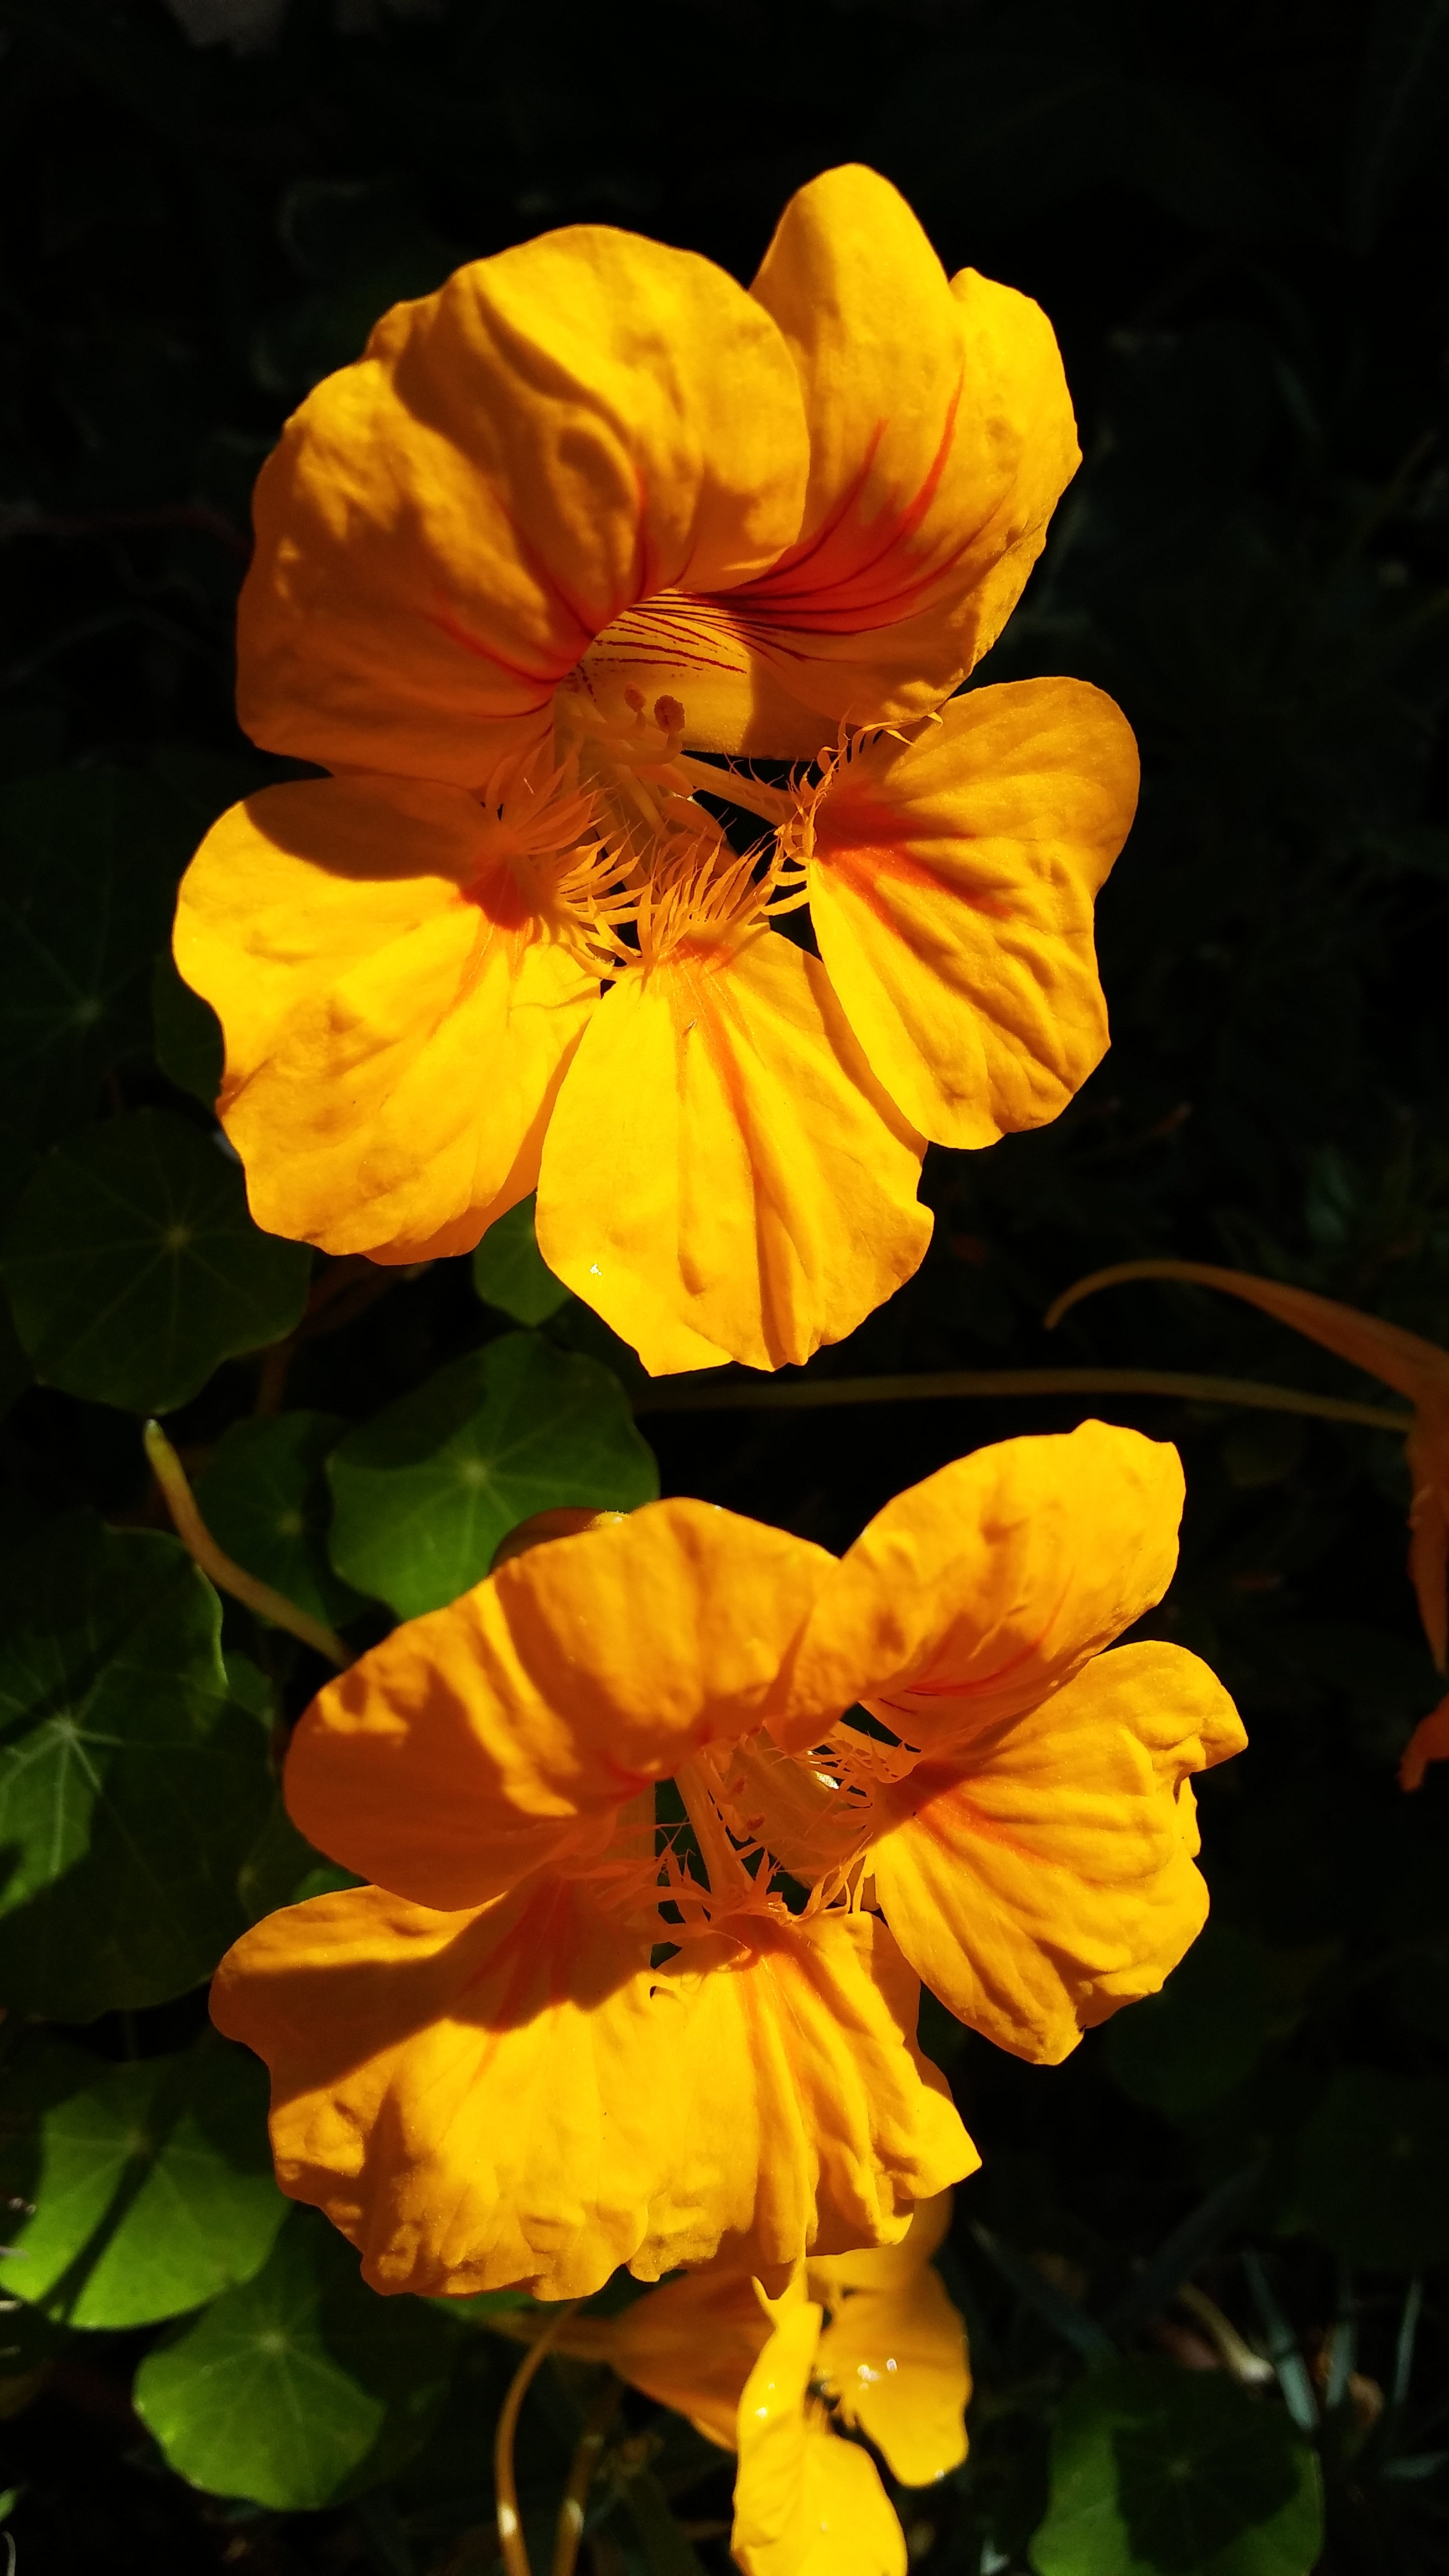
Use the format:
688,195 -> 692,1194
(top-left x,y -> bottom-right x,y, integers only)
805,682 -> 1138,1147
209,1878 -> 686,2302
603,2272 -> 773,2448
634,1909 -> 978,2282
815,2269 -> 970,2485
174,775 -> 599,1261
536,926 -> 931,1375
734,166 -> 1077,739
733,2304 -> 907,2576
770,1421 -> 1184,1754
237,229 -> 808,783
869,1642 -> 1245,2063
286,1498 -> 836,1910
1399,1690 -> 1449,1791
1407,1420 -> 1449,1673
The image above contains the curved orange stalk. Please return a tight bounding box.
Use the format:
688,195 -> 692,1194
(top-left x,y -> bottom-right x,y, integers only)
1045,1256 -> 1449,1769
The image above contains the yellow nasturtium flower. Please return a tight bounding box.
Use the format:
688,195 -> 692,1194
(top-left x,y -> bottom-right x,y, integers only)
549,2197 -> 968,2576
175,163 -> 1138,1375
211,1422 -> 1243,2302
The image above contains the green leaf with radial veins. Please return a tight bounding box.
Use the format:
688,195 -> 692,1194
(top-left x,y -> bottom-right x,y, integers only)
133,2207 -> 460,2509
471,1193 -> 572,1326
0,1513 -> 273,2019
0,768 -> 187,1149
327,1329 -> 658,1619
195,1411 -> 366,1629
1030,2359 -> 1322,2576
0,1108 -> 310,1414
0,2032 -> 286,2330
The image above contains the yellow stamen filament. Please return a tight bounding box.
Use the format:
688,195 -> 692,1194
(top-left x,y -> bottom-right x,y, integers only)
143,1420 -> 353,1669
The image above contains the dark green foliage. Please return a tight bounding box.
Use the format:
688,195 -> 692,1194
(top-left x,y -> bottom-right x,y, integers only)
196,1409 -> 365,1628
0,1110 -> 310,1412
0,1514 -> 272,2018
133,2207 -> 460,2508
327,1330 -> 659,1617
0,2032 -> 286,2327
1032,2360 -> 1323,2575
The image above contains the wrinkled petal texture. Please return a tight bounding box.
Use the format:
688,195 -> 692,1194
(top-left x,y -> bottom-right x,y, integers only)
175,777 -> 597,1260
869,1641 -> 1247,2063
591,167 -> 1077,758
286,1499 -> 835,1910
807,682 -> 1138,1147
634,1910 -> 977,2282
238,227 -> 809,783
807,2188 -> 953,2295
816,2271 -> 970,2486
771,1422 -> 1184,1752
734,2304 -> 906,2576
209,1879 -> 685,2300
536,927 -> 931,1375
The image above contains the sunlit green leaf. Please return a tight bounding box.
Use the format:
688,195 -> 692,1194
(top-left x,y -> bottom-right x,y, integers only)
1030,2359 -> 1322,2576
328,1330 -> 658,1619
1105,1928 -> 1270,2116
0,1513 -> 272,2019
0,770 -> 186,1148
1294,2069 -> 1449,2267
471,1194 -> 571,1327
0,1108 -> 310,1413
134,2208 -> 459,2509
0,2034 -> 285,2330
195,1410 -> 364,1628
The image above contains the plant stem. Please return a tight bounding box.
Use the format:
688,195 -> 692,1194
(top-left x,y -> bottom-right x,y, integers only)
495,2305 -> 581,2576
632,1367 -> 1409,1432
551,2377 -> 622,2576
142,1420 -> 353,1669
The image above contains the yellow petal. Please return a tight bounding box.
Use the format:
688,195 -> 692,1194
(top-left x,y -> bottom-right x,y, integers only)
209,1878 -> 687,2301
805,682 -> 1138,1146
869,1642 -> 1246,2063
174,775 -> 598,1261
238,228 -> 808,783
633,1909 -> 978,2282
770,1421 -> 1184,1754
737,165 -> 1077,738
807,2190 -> 954,2296
603,2272 -> 773,2448
536,926 -> 931,1375
815,2270 -> 970,2485
286,1499 -> 836,1911
734,2306 -> 907,2576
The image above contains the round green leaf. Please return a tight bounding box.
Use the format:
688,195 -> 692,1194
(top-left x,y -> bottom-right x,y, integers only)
0,770 -> 186,1147
471,1194 -> 571,1326
151,950 -> 224,1108
1105,1928 -> 1270,2117
0,1513 -> 274,2019
134,2208 -> 459,2509
327,1330 -> 659,1619
0,2035 -> 286,2329
0,1108 -> 310,1413
1295,2069 -> 1449,2266
195,1410 -> 365,1629
1030,2359 -> 1322,2576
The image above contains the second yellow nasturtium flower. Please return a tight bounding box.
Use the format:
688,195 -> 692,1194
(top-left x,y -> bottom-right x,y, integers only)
175,162 -> 1138,1375
211,1422 -> 1243,2302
